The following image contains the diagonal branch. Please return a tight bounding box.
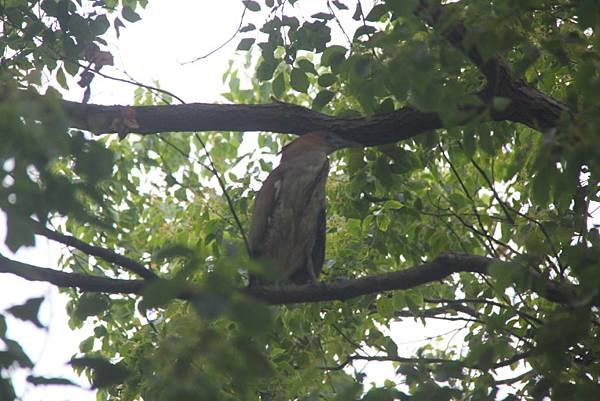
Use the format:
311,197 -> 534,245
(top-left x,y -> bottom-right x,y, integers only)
0,253 -> 145,294
415,0 -> 570,130
34,224 -> 158,280
0,252 -> 577,306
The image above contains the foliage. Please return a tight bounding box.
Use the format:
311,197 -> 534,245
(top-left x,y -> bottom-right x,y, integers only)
1,1 -> 600,401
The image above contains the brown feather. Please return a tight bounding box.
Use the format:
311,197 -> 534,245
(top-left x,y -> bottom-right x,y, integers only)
248,136 -> 332,285
247,131 -> 354,286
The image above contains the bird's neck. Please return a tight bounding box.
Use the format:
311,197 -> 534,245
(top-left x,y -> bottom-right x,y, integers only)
279,141 -> 333,163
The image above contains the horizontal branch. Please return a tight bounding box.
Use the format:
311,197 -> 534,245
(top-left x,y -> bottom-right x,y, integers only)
11,1 -> 567,149
33,1 -> 567,145
0,252 -> 577,306
329,350 -> 531,372
56,97 -> 442,146
49,89 -> 562,146
242,252 -> 576,305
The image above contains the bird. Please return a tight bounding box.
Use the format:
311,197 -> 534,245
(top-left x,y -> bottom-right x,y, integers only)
248,131 -> 356,286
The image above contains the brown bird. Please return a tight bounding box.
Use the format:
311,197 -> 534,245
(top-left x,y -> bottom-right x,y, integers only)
248,131 -> 356,286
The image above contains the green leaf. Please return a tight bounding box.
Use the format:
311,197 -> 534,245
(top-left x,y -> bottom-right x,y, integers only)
79,336 -> 94,353
332,1 -> 348,10
479,129 -> 496,155
376,296 -> 394,318
312,90 -> 335,110
378,97 -> 395,113
386,0 -> 419,16
90,15 -> 110,35
353,56 -> 374,78
352,2 -> 362,20
242,0 -> 260,12
462,130 -> 476,158
385,338 -> 398,357
70,357 -> 131,388
64,60 -> 79,76
532,172 -> 550,206
272,72 -> 285,98
6,297 -> 44,328
141,279 -> 184,309
290,68 -> 309,93
317,73 -> 336,87
74,294 -> 110,320
321,45 -> 347,72
74,140 -> 114,183
237,37 -> 255,51
488,261 -> 520,292
2,339 -> 33,368
333,381 -> 362,401
239,23 -> 256,33
27,376 -> 78,387
365,4 -> 388,21
121,6 -> 141,22
0,315 -> 6,337
354,24 -> 376,39
383,200 -> 403,209
0,376 -> 16,401
257,58 -> 278,81
4,214 -> 35,252
296,58 -> 317,74
56,67 -> 68,89
312,12 -> 334,20
228,298 -> 272,335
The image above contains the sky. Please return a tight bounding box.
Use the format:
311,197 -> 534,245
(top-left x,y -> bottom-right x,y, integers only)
0,1 -> 470,400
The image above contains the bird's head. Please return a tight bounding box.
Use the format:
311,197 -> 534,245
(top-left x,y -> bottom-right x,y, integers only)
280,131 -> 361,160
307,131 -> 362,153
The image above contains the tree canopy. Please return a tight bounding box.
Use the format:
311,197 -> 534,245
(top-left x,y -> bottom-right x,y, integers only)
1,0 -> 599,400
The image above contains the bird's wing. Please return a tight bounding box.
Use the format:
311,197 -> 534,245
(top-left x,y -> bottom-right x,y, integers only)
287,158 -> 329,284
312,205 -> 326,278
248,167 -> 283,258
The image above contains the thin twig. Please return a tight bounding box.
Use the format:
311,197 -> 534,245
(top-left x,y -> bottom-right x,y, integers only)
193,132 -> 251,256
468,155 -> 515,224
327,1 -> 353,50
332,324 -> 372,356
180,7 -> 247,65
325,350 -> 531,371
439,145 -> 498,257
79,62 -> 186,104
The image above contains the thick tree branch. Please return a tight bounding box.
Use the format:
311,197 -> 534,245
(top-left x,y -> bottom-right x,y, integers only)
14,1 -> 568,148
49,87 -> 563,146
244,253 -> 576,305
55,97 -> 442,146
416,1 -> 570,130
0,252 -> 577,306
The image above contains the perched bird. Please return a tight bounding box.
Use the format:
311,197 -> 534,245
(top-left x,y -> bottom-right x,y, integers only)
248,131 -> 355,286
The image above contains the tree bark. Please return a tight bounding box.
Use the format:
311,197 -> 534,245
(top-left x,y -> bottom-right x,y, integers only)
0,252 -> 577,306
